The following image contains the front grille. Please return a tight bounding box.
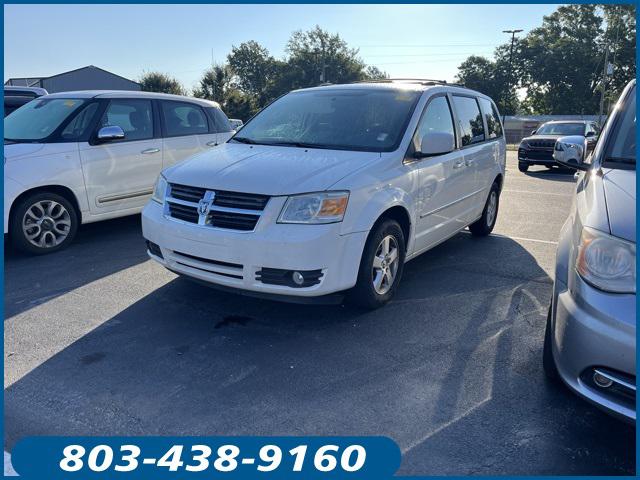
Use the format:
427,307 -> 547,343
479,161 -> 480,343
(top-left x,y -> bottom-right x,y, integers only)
168,202 -> 200,223
171,184 -> 206,202
209,211 -> 260,231
166,183 -> 269,231
528,139 -> 556,149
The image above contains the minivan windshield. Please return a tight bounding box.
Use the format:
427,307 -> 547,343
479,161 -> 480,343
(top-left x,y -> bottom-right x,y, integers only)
603,85 -> 635,169
536,123 -> 585,136
4,98 -> 86,142
231,88 -> 421,152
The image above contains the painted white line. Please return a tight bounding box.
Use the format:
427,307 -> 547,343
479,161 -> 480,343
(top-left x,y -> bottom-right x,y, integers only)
461,230 -> 558,245
5,451 -> 18,476
493,233 -> 558,245
502,189 -> 573,197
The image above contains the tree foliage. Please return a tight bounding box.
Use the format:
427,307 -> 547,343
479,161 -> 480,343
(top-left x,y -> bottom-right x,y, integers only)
139,72 -> 185,95
190,26 -> 387,121
456,4 -> 636,115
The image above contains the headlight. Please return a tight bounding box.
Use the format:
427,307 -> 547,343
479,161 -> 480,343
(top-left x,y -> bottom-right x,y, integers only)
151,174 -> 168,205
278,191 -> 349,224
576,226 -> 636,293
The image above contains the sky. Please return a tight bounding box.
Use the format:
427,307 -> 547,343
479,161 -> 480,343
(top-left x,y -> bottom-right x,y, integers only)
4,4 -> 560,91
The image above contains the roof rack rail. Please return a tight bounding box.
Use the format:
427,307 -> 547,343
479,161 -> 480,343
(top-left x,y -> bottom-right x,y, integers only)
352,78 -> 466,87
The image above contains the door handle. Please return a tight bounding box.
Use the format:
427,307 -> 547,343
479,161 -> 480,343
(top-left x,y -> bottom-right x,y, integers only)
206,141 -> 218,147
465,158 -> 475,166
453,159 -> 465,169
141,148 -> 160,155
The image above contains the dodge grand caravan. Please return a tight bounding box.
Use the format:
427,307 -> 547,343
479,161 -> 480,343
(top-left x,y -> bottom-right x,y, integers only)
142,80 -> 506,308
4,91 -> 234,254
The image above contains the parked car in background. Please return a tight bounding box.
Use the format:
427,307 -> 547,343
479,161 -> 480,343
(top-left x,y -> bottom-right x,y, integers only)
229,118 -> 244,130
4,86 -> 48,116
4,90 -> 234,254
142,80 -> 506,308
518,120 -> 599,172
544,79 -> 636,422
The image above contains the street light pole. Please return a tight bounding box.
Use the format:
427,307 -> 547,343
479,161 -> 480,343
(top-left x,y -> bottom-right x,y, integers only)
502,29 -> 523,126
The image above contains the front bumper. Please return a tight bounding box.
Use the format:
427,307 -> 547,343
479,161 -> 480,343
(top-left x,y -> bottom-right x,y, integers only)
141,200 -> 368,298
551,274 -> 636,422
518,148 -> 555,165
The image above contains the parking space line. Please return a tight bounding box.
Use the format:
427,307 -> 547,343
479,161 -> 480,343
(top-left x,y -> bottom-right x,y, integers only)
492,233 -> 558,245
502,189 -> 573,197
461,231 -> 558,245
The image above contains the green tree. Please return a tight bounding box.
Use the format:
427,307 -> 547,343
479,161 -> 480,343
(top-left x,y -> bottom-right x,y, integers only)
284,26 -> 367,88
456,54 -> 519,115
139,72 -> 185,95
602,4 -> 636,107
363,65 -> 389,80
227,41 -> 277,107
193,65 -> 229,104
224,89 -> 258,121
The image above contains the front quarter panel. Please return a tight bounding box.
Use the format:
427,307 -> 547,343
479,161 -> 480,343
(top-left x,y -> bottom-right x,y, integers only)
4,143 -> 89,220
333,153 -> 418,253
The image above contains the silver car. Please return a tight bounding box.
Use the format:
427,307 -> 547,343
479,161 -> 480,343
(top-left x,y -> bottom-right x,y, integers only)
545,79 -> 636,422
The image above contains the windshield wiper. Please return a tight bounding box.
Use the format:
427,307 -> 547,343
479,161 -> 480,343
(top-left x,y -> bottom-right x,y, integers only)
230,136 -> 258,144
260,141 -> 352,151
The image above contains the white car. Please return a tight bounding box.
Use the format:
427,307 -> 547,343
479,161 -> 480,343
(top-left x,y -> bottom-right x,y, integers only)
142,81 -> 506,308
228,118 -> 244,130
4,90 -> 234,254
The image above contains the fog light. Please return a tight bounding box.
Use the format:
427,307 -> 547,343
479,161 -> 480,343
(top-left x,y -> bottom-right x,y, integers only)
292,271 -> 305,286
593,372 -> 613,388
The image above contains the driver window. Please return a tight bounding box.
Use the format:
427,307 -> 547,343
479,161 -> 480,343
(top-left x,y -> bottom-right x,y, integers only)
412,96 -> 456,152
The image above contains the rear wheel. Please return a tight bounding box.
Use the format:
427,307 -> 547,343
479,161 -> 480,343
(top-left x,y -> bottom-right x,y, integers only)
518,162 -> 529,173
469,182 -> 500,236
349,219 -> 405,309
9,191 -> 78,255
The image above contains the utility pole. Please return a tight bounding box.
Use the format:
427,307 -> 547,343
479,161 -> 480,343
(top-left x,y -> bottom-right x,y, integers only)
502,29 -> 523,126
598,44 -> 610,125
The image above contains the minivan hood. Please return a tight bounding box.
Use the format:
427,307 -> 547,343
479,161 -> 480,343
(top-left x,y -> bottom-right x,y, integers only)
4,142 -> 47,161
165,143 -> 380,195
602,168 -> 636,243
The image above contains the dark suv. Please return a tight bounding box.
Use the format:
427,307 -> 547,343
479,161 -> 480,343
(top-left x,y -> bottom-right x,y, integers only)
518,120 -> 599,172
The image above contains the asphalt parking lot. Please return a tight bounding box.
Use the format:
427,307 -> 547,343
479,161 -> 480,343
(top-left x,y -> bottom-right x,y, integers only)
4,152 -> 635,475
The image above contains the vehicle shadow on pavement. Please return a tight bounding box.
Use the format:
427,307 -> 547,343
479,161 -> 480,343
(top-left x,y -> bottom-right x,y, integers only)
4,233 -> 635,475
523,167 -> 577,182
4,215 -> 148,318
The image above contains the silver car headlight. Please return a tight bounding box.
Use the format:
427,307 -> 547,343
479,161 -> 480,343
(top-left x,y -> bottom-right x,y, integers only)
278,191 -> 349,224
576,226 -> 636,294
151,174 -> 168,205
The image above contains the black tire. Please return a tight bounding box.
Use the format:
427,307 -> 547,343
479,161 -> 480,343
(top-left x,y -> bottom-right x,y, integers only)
348,219 -> 406,309
9,191 -> 78,255
468,182 -> 500,236
543,303 -> 560,381
518,162 -> 529,173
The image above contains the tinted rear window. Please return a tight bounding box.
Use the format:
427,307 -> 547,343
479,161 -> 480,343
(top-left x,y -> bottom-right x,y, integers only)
452,95 -> 485,146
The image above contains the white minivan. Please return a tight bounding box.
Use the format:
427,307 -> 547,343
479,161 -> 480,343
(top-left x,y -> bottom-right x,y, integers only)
142,81 -> 506,308
4,90 -> 234,254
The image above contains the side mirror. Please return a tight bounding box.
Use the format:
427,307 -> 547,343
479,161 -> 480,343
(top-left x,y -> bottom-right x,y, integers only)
96,125 -> 125,142
553,135 -> 589,171
415,131 -> 455,158
531,129 -> 537,135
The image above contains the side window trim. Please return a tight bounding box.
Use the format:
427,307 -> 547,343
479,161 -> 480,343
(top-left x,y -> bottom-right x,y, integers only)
404,92 -> 457,163
160,100 -> 211,139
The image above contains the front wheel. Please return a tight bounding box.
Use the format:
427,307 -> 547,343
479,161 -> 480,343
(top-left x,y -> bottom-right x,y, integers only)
349,219 -> 406,309
9,192 -> 78,255
518,162 -> 529,173
468,182 -> 500,236
543,304 -> 560,381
